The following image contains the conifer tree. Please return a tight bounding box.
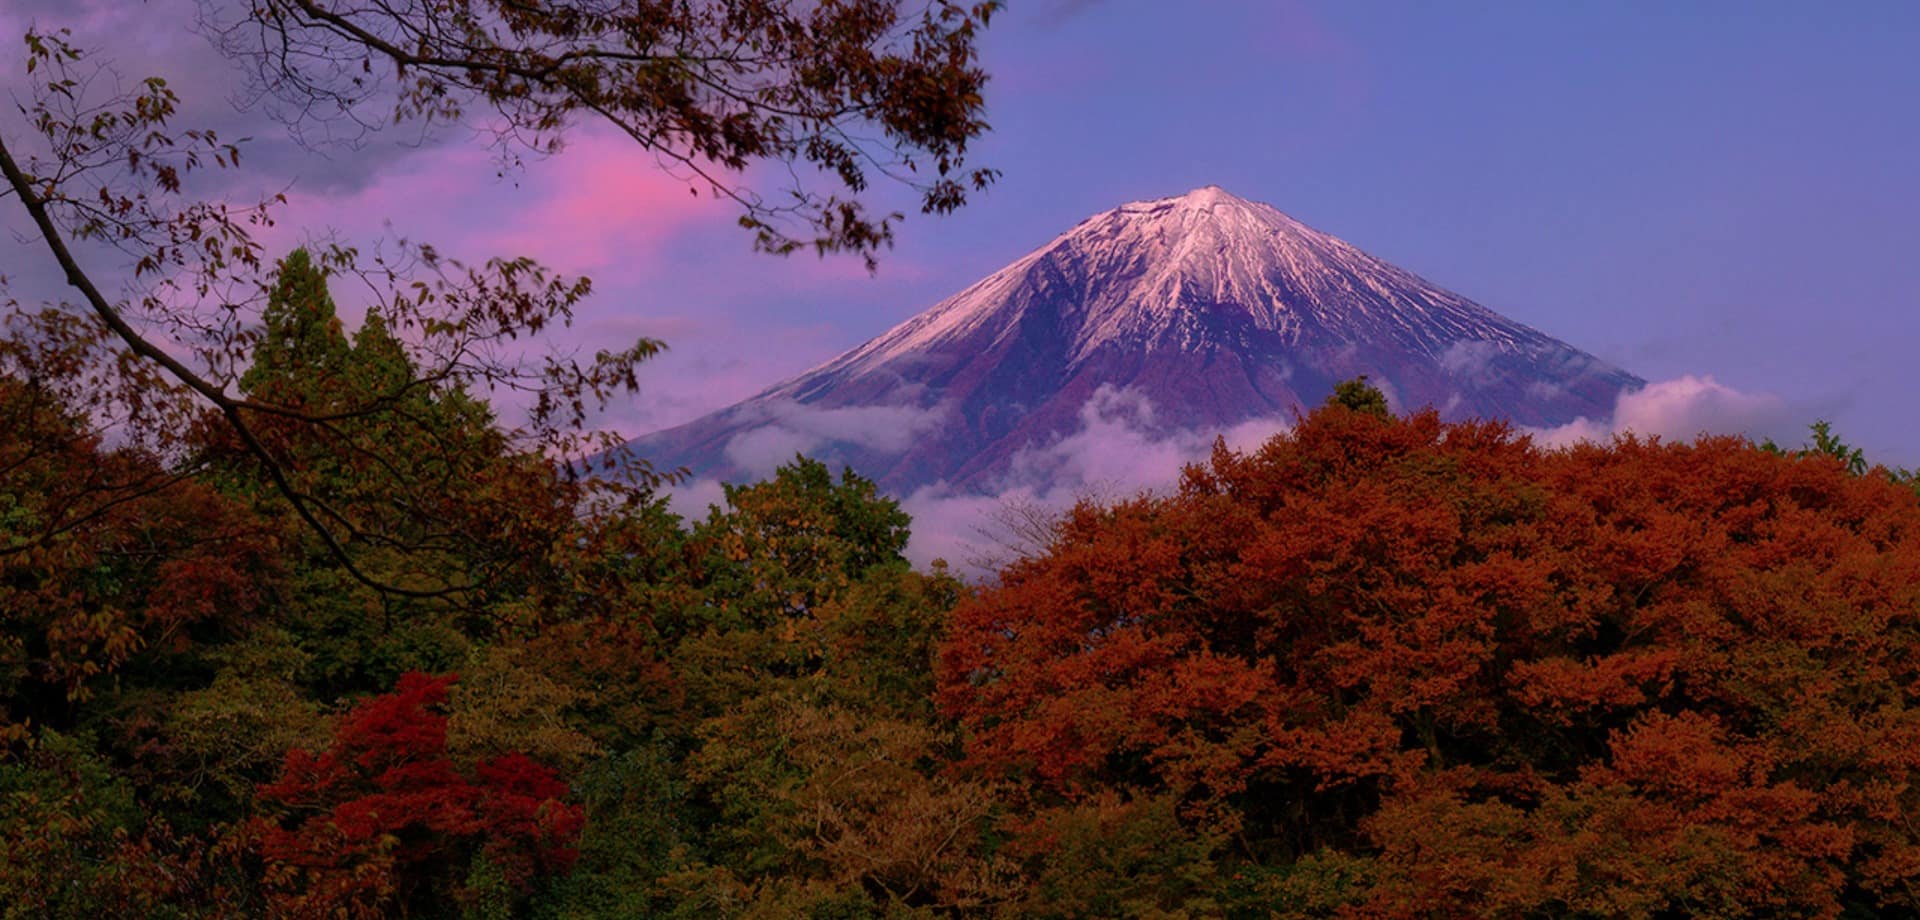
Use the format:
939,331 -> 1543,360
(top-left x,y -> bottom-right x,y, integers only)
1328,374 -> 1392,417
240,249 -> 353,405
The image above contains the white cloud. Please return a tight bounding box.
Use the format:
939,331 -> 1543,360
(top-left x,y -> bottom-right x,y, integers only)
1525,380 -> 1568,401
721,398 -> 950,477
1439,340 -> 1501,380
996,386 -> 1286,491
902,386 -> 1290,575
1528,375 -> 1796,449
662,476 -> 729,523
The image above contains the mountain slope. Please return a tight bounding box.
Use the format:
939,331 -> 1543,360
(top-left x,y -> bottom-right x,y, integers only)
627,187 -> 1642,494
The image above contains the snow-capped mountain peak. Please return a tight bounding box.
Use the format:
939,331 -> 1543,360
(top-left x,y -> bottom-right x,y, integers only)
628,187 -> 1642,495
817,186 -> 1540,381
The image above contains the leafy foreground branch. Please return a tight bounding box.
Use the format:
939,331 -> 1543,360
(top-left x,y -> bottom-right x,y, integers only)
206,0 -> 1001,264
1,29 -> 671,601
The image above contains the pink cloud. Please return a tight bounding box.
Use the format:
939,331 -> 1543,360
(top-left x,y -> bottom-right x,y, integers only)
265,144 -> 493,255
476,132 -> 727,280
268,127 -> 725,285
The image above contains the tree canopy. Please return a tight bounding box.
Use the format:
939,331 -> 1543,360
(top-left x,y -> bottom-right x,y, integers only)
940,399 -> 1920,916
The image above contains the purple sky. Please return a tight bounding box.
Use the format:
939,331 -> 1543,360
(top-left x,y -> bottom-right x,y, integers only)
6,1 -> 1920,465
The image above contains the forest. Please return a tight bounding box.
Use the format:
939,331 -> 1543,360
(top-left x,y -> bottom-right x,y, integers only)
6,2 -> 1920,918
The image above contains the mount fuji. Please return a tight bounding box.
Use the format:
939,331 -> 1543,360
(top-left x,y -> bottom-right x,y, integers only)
626,187 -> 1643,495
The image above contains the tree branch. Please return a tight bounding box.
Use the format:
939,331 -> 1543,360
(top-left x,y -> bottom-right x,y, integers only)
0,128 -> 467,600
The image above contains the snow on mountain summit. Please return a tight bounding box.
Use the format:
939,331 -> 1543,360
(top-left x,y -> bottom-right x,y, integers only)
627,187 -> 1643,495
820,186 -> 1563,378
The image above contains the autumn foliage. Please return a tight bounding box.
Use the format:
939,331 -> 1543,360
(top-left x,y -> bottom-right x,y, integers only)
939,402 -> 1920,915
0,378 -> 279,738
251,671 -> 583,917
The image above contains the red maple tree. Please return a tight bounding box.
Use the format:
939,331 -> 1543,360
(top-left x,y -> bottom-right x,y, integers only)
251,672 -> 584,917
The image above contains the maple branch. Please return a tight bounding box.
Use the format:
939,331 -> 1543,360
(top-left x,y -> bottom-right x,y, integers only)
0,128 -> 467,600
0,466 -> 200,559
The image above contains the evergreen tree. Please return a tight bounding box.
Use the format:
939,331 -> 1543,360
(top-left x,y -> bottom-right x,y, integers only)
1327,375 -> 1392,418
240,249 -> 353,406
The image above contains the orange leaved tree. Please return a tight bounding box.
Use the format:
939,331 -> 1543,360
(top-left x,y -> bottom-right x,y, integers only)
939,400 -> 1920,917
